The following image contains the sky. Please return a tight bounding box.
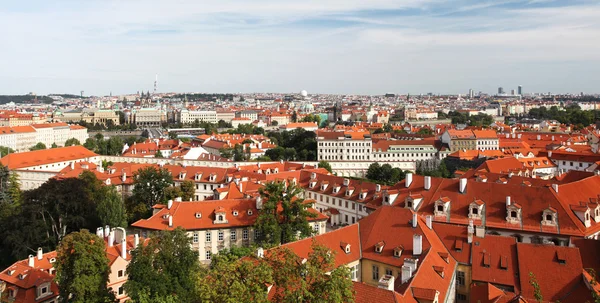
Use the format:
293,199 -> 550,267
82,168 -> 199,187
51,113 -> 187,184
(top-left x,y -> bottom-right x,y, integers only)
0,0 -> 599,96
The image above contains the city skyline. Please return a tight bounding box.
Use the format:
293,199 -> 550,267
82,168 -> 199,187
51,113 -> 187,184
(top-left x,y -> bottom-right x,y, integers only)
1,0 -> 599,96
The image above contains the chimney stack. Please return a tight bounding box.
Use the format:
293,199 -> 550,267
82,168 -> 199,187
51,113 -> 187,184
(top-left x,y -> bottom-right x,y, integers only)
134,234 -> 140,248
37,247 -> 43,260
424,176 -> 431,190
378,275 -> 395,291
122,171 -> 126,182
405,173 -> 413,188
167,199 -> 173,209
412,213 -> 418,228
28,255 -> 34,267
70,161 -> 75,170
426,215 -> 433,230
401,265 -> 413,284
104,225 -> 110,238
96,227 -> 104,238
551,184 -> 559,193
459,178 -> 467,193
108,230 -> 115,247
168,215 -> 173,227
413,234 -> 422,255
121,240 -> 127,259
506,196 -> 511,207
467,220 -> 474,244
376,184 -> 381,192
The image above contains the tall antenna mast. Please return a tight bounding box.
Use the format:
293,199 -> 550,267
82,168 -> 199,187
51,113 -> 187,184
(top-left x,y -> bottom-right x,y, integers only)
153,74 -> 158,95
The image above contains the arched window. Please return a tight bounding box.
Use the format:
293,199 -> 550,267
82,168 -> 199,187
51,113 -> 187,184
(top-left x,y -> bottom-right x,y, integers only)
218,215 -> 223,221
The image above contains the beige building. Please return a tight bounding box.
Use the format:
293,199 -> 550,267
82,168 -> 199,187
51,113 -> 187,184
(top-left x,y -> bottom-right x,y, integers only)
133,108 -> 164,127
178,109 -> 218,125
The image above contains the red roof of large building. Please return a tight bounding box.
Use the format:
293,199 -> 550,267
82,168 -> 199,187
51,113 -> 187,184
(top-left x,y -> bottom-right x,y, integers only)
0,146 -> 98,169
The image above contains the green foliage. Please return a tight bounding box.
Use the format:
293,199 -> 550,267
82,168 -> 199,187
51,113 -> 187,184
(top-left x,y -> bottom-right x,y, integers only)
65,137 -> 81,146
529,105 -> 598,126
219,147 -> 233,159
266,129 -> 317,161
301,114 -> 321,126
271,120 -> 279,126
94,185 -> 127,228
84,135 -> 124,155
383,123 -> 393,133
154,150 -> 164,158
254,182 -> 316,246
448,111 -> 493,126
198,251 -> 272,303
365,163 -> 407,185
168,131 -> 178,139
51,143 -> 58,148
415,159 -> 453,178
267,241 -> 355,303
164,180 -> 195,202
0,165 -> 22,268
416,128 -> 433,135
128,167 -> 173,222
29,142 -> 47,151
0,146 -> 15,156
318,160 -> 333,173
125,228 -> 200,303
101,160 -> 114,170
141,130 -> 150,138
55,230 -> 115,303
0,95 -> 54,104
217,119 -> 232,128
529,272 -> 543,303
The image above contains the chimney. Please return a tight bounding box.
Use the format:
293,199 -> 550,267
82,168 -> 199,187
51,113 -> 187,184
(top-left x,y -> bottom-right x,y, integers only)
537,135 -> 541,140
104,225 -> 110,238
134,234 -> 140,248
413,234 -> 422,255
315,163 -> 319,169
401,265 -> 413,284
378,275 -> 395,291
70,161 -> 75,170
256,196 -> 263,209
405,173 -> 413,188
376,184 -> 381,192
257,247 -> 264,258
506,196 -> 511,207
122,171 -> 126,182
548,151 -> 552,157
121,240 -> 127,259
167,199 -> 173,209
108,231 -> 115,247
168,215 -> 173,227
467,220 -> 474,244
459,178 -> 467,193
551,184 -> 558,193
426,215 -> 433,230
28,255 -> 34,267
424,176 -> 431,190
412,213 -> 418,228
96,227 -> 104,238
239,182 -> 243,193
37,247 -> 43,260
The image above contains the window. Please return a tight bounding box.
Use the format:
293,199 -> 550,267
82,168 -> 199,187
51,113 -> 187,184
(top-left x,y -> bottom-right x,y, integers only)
218,231 -> 224,241
313,224 -> 320,233
372,265 -> 379,280
231,230 -> 237,241
41,286 -> 48,294
206,232 -> 212,242
456,271 -> 465,286
205,251 -> 212,260
437,205 -> 443,212
351,264 -> 359,280
193,232 -> 199,243
457,293 -> 467,301
218,215 -> 224,221
118,287 -> 124,295
243,229 -> 249,240
385,268 -> 393,276
255,230 -> 261,240
510,211 -> 517,218
118,270 -> 124,278
472,208 -> 478,215
546,214 -> 552,221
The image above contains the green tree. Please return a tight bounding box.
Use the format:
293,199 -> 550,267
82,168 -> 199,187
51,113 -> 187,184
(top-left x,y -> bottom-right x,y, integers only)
96,186 -> 127,228
51,142 -> 58,148
271,120 -> 279,126
416,128 -> 433,135
129,167 -> 173,220
383,123 -> 393,133
168,131 -> 178,139
318,160 -> 333,173
55,229 -> 115,303
265,146 -> 285,161
84,138 -> 98,151
125,228 -> 199,303
219,147 -> 234,159
267,241 -> 355,303
0,165 -> 22,267
30,142 -> 47,151
255,182 -> 316,245
198,251 -> 273,303
0,146 -> 15,157
65,138 -> 81,146
180,180 -> 195,201
529,272 -> 543,303
155,150 -> 164,158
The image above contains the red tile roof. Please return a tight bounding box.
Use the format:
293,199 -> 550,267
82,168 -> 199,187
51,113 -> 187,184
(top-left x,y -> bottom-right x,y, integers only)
0,146 -> 98,169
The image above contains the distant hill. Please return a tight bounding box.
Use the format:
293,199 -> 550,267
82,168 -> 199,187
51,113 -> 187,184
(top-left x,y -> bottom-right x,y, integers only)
0,95 -> 54,104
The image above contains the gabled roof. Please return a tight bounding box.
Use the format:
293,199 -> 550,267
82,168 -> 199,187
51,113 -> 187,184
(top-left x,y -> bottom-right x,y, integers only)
0,146 -> 98,169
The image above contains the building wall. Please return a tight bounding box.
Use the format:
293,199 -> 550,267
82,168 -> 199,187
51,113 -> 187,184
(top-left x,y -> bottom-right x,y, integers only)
360,259 -> 402,287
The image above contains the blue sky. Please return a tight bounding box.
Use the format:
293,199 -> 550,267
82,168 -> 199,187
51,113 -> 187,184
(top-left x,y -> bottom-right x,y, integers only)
0,0 -> 599,96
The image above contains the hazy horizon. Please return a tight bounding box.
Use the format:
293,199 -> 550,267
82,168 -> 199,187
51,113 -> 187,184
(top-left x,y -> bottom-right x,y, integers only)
1,0 -> 599,96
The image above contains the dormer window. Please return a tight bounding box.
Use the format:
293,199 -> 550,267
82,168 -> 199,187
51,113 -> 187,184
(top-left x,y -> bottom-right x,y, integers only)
341,242 -> 351,254
469,200 -> 484,220
375,241 -> 385,253
214,208 -> 228,224
393,246 -> 403,258
218,215 -> 224,221
434,197 -> 450,217
179,171 -> 186,180
195,173 -> 202,180
359,191 -> 367,200
209,174 -> 216,182
320,182 -> 328,191
49,258 -> 56,263
542,207 -> 557,226
310,181 -> 317,188
247,209 -> 253,216
195,212 -> 202,219
506,203 -> 522,223
233,210 -> 239,216
405,194 -> 423,211
332,185 -> 340,194
345,188 -> 354,197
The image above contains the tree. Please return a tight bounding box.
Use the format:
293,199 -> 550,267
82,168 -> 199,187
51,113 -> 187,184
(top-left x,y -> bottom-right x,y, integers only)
95,185 -> 127,228
416,128 -> 433,135
141,130 -> 150,138
180,180 -> 195,201
155,150 -> 164,158
318,160 -> 333,173
125,228 -> 200,303
267,241 -> 355,303
271,120 -> 279,126
0,165 -> 22,268
383,123 -> 393,133
30,142 -> 47,151
0,146 -> 15,157
84,138 -> 98,151
198,251 -> 273,303
129,167 -> 173,220
65,138 -> 81,146
55,229 -> 115,303
51,142 -> 58,148
219,147 -> 234,159
529,272 -> 543,303
265,146 -> 285,161
168,131 -> 178,139
254,182 -> 316,246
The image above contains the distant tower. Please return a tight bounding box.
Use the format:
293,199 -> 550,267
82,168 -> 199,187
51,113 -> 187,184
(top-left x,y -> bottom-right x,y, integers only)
154,74 -> 158,95
468,89 -> 474,99
498,87 -> 504,95
80,91 -> 84,98
518,85 -> 523,96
